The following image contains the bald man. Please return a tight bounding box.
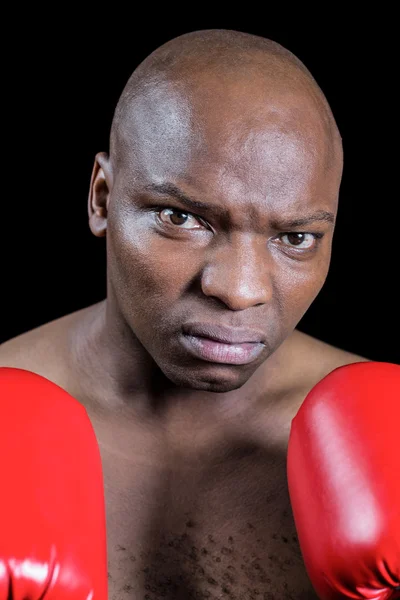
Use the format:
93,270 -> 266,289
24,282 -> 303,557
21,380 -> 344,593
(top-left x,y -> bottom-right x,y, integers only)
1,30 -> 370,599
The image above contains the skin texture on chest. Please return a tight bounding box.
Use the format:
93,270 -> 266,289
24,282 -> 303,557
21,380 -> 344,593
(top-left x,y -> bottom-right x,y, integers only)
101,432 -> 318,600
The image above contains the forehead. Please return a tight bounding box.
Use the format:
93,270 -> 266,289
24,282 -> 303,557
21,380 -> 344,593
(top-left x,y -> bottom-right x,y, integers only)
117,72 -> 340,214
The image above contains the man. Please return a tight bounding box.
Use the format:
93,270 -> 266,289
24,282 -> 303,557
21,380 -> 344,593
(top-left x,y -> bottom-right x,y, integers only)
0,29 -> 370,598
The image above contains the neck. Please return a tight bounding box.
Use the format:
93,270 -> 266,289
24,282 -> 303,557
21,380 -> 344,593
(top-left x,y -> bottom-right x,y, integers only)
69,299 -> 296,426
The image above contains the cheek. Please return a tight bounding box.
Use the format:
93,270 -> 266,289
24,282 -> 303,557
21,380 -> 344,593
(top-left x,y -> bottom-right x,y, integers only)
107,214 -> 199,305
276,251 -> 331,321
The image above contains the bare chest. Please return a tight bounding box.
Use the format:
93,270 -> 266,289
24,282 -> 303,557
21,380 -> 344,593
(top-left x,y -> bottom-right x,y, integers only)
100,437 -> 317,600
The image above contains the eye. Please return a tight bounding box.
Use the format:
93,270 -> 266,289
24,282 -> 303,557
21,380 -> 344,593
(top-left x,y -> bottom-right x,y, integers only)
280,232 -> 322,250
157,208 -> 205,230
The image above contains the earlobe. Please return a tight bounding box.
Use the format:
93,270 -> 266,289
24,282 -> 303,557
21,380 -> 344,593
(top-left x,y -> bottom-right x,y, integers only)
88,152 -> 112,238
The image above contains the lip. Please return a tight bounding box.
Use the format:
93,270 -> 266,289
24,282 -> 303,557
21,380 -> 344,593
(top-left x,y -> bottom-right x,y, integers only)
182,322 -> 266,344
180,334 -> 265,365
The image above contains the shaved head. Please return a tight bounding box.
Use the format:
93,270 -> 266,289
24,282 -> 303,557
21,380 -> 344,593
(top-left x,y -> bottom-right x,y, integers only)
110,29 -> 342,174
90,29 -> 344,393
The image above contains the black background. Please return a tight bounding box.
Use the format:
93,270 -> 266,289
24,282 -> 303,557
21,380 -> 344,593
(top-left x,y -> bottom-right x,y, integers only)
2,15 -> 399,364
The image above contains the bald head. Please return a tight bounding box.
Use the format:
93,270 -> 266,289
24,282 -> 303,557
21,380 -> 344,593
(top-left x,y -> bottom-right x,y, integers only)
90,30 -> 345,393
109,29 -> 342,174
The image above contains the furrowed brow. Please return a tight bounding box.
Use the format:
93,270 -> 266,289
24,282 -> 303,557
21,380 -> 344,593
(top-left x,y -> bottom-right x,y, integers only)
144,183 -> 223,217
145,183 -> 335,228
271,211 -> 336,229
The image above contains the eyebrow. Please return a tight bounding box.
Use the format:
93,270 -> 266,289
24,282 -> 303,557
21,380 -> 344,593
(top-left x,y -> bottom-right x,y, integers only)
144,182 -> 336,228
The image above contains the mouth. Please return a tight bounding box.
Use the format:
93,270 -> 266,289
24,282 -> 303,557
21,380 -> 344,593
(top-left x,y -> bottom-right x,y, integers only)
180,323 -> 266,365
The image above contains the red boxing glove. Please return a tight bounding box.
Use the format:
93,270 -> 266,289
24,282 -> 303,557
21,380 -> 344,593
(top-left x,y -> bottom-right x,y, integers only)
287,361 -> 400,600
0,367 -> 108,599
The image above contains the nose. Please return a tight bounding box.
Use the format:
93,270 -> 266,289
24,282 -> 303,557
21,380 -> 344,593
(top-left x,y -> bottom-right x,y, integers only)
201,234 -> 273,311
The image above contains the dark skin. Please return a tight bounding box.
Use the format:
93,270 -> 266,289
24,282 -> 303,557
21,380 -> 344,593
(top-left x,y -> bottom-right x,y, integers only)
1,31 -> 368,599
83,34 -> 342,411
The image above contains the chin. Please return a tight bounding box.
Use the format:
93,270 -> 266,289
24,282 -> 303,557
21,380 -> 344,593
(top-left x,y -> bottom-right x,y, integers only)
162,362 -> 256,394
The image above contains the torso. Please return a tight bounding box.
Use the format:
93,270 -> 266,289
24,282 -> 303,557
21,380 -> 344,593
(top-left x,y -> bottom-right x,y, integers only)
98,414 -> 317,599
0,302 -> 370,599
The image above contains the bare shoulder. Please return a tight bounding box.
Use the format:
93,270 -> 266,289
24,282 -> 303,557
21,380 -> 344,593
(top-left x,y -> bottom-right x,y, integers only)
292,328 -> 371,389
259,330 -> 372,443
0,303 -> 99,385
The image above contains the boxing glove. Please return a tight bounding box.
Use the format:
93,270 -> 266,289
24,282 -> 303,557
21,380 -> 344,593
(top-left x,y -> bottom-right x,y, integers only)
287,361 -> 400,599
0,367 -> 108,599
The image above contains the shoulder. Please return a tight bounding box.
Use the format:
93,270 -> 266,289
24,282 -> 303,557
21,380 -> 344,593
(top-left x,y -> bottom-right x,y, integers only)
280,329 -> 371,422
291,329 -> 371,391
0,322 -> 58,371
0,304 -> 97,385
256,330 -> 372,448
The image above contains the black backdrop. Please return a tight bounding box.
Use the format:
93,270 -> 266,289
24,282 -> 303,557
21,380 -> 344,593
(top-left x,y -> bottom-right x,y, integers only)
2,17 -> 399,364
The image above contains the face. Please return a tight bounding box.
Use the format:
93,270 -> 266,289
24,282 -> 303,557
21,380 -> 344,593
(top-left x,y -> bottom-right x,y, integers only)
90,71 -> 342,393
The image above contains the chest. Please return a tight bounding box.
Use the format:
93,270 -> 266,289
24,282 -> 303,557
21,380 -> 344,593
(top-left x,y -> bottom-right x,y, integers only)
100,436 -> 317,600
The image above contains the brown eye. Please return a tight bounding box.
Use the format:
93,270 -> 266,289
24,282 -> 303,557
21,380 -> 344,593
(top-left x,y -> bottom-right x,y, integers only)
281,232 -> 317,249
158,208 -> 203,230
170,211 -> 189,226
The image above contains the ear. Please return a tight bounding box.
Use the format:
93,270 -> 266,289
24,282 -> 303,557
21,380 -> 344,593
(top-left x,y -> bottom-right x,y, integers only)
88,152 -> 113,238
